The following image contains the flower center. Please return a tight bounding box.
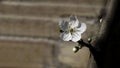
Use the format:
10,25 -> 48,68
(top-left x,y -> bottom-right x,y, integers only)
70,28 -> 75,34
67,25 -> 75,34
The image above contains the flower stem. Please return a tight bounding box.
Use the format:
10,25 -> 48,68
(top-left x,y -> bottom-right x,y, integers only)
77,40 -> 103,68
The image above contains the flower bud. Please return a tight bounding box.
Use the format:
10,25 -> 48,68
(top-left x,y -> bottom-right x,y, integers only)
73,46 -> 79,53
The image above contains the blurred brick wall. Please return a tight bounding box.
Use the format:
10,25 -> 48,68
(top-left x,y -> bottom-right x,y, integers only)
0,0 -> 106,68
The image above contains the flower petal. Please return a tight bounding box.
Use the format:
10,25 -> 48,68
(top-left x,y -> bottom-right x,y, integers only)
60,32 -> 72,41
69,16 -> 79,28
59,20 -> 69,31
75,23 -> 87,33
71,32 -> 81,42
70,15 -> 77,21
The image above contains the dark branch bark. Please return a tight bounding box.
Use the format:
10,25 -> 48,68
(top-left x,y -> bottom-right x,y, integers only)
77,40 -> 103,68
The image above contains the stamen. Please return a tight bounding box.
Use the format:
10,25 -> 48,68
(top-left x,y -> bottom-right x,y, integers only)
70,29 -> 74,33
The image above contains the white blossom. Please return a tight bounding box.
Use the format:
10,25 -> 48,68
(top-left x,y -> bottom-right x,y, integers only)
59,16 -> 87,42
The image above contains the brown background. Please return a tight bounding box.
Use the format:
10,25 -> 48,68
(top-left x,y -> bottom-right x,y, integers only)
0,0 -> 111,68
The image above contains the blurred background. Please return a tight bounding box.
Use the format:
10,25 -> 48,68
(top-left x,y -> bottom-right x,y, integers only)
0,0 -> 112,68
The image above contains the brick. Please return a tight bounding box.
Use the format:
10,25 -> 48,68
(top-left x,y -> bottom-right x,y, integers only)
0,19 -> 59,38
0,41 -> 55,67
0,40 -> 90,68
2,0 -> 104,5
0,2 -> 102,17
